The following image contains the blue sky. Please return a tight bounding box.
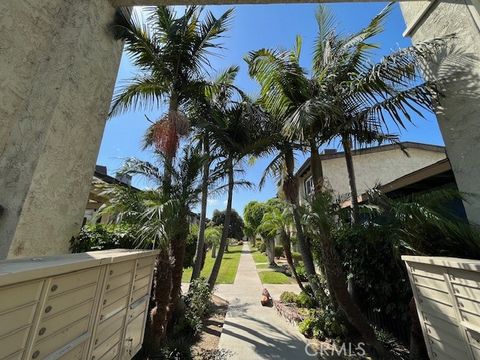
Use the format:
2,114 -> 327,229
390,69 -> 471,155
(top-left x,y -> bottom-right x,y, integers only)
97,3 -> 445,218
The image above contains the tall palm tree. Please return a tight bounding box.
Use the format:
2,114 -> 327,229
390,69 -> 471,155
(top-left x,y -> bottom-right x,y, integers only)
109,7 -> 234,340
246,37 -> 326,297
206,98 -> 269,289
188,66 -> 240,281
111,6 -> 234,192
245,6 -> 387,355
309,4 -> 448,224
248,4 -> 451,355
99,147 -> 204,352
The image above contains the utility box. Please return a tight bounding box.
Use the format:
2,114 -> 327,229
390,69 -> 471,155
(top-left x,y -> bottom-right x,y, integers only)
0,249 -> 158,360
403,256 -> 480,360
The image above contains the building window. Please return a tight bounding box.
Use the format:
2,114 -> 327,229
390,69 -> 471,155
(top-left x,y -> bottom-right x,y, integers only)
304,176 -> 314,197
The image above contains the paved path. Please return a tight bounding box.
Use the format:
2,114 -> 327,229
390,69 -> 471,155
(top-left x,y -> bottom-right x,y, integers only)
216,243 -> 312,360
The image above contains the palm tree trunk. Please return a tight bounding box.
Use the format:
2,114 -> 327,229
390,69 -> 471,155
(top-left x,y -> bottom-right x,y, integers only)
266,237 -> 276,266
211,244 -> 216,258
341,134 -> 360,299
342,134 -> 360,224
167,210 -> 189,326
283,147 -> 321,296
191,135 -> 210,280
162,92 -> 179,193
280,230 -> 306,292
309,140 -> 324,191
148,248 -> 173,353
208,158 -> 234,289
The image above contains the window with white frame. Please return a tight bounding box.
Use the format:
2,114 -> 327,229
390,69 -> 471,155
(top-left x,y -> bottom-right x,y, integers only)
304,176 -> 314,197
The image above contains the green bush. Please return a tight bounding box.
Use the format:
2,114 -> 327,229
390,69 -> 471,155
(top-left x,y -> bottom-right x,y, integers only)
69,224 -> 140,253
182,278 -> 212,336
295,264 -> 308,282
184,227 -> 198,269
296,290 -> 317,309
334,225 -> 412,323
280,291 -> 299,304
156,337 -> 193,360
298,307 -> 346,340
258,241 -> 266,253
274,245 -> 284,258
291,252 -> 303,265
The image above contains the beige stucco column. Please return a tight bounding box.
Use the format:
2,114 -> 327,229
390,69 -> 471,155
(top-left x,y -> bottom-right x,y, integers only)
400,0 -> 480,224
0,0 -> 123,258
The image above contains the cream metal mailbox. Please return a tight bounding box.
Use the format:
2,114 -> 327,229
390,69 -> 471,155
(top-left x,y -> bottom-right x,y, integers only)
0,249 -> 159,360
403,256 -> 480,360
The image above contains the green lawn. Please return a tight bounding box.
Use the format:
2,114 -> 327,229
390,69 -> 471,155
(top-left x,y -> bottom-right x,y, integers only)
182,245 -> 243,284
255,263 -> 270,269
251,248 -> 268,264
258,270 -> 293,284
251,248 -> 294,284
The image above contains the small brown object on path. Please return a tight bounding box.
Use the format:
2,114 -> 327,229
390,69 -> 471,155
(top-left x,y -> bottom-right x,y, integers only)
261,288 -> 272,307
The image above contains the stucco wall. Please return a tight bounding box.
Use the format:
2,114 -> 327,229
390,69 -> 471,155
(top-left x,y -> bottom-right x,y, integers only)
400,0 -> 480,224
299,147 -> 446,201
0,0 -> 122,258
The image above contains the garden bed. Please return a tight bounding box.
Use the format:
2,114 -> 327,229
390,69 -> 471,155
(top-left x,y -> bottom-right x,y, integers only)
192,294 -> 230,359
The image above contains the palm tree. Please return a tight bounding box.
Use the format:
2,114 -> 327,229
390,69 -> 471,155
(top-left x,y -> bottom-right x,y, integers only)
309,4 -> 448,224
99,147 -> 204,352
206,98 -> 269,289
111,6 -> 234,192
257,200 -> 306,292
246,37 -> 327,298
188,66 -> 240,281
248,4 -> 451,355
109,7 -> 234,340
246,6 -> 385,355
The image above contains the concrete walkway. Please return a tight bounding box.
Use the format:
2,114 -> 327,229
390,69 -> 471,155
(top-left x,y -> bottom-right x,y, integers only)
216,243 -> 312,360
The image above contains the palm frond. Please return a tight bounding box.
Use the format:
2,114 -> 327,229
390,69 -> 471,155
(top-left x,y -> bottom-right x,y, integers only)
109,76 -> 168,117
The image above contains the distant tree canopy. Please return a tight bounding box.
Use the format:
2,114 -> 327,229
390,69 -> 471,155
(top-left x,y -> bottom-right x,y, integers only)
244,199 -> 286,239
211,209 -> 244,240
243,201 -> 269,237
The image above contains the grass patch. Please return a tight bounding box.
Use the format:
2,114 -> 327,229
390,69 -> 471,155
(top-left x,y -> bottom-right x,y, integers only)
258,270 -> 293,284
251,249 -> 268,264
182,245 -> 243,284
256,263 -> 270,269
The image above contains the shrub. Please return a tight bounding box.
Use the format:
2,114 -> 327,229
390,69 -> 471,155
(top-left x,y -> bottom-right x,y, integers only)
291,252 -> 303,265
258,241 -> 266,253
295,264 -> 308,282
183,227 -> 198,269
296,290 -> 317,309
156,337 -> 193,360
182,278 -> 212,336
70,224 -> 139,253
274,245 -> 284,258
298,307 -> 346,340
280,291 -> 299,304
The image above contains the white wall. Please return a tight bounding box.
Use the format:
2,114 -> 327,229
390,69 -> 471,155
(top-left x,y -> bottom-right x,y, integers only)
299,147 -> 446,201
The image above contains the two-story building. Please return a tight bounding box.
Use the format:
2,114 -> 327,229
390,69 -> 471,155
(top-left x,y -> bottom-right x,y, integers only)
296,142 -> 447,203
